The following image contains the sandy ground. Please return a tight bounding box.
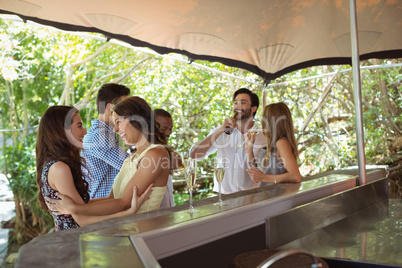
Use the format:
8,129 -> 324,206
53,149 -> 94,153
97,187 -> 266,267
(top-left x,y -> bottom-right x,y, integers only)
0,174 -> 15,266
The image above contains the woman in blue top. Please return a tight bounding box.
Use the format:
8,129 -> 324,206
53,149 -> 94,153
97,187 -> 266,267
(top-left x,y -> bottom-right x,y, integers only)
245,102 -> 301,185
36,106 -> 151,231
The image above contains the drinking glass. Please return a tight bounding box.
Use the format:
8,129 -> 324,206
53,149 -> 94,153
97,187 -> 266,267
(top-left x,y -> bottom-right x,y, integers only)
183,157 -> 198,214
237,119 -> 262,150
213,156 -> 226,206
251,118 -> 262,134
180,151 -> 189,164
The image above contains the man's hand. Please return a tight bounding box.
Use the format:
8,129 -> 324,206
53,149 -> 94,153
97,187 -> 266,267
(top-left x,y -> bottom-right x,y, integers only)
222,116 -> 237,133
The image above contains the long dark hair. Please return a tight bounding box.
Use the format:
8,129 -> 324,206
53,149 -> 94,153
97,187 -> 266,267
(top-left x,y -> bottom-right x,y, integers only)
112,97 -> 168,145
36,106 -> 89,210
112,96 -> 173,169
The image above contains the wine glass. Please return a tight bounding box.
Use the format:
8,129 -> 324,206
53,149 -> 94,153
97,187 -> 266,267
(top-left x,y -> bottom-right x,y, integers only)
180,151 -> 189,165
213,156 -> 226,206
177,151 -> 188,176
237,119 -> 262,150
183,157 -> 198,214
251,118 -> 262,133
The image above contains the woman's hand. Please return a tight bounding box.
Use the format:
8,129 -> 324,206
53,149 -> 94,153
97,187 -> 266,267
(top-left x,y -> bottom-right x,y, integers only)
247,167 -> 265,182
44,193 -> 75,215
129,183 -> 153,213
245,130 -> 257,153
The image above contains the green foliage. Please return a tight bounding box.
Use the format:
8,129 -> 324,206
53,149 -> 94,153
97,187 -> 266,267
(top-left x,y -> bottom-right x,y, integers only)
174,190 -> 216,207
3,139 -> 36,199
2,135 -> 53,242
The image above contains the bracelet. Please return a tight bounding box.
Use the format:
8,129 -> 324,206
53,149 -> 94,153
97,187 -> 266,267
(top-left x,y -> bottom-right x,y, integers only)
274,176 -> 277,184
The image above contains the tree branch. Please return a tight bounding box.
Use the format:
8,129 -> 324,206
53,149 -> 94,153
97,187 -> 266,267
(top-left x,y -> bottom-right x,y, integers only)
297,70 -> 338,142
59,43 -> 112,105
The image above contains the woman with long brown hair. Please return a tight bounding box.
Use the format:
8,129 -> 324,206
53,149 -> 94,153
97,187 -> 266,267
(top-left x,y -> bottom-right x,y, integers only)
245,102 -> 301,185
46,96 -> 171,217
37,106 -> 151,231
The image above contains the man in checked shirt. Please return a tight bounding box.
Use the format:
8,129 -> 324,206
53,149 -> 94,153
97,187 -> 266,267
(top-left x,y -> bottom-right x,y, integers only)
83,83 -> 130,199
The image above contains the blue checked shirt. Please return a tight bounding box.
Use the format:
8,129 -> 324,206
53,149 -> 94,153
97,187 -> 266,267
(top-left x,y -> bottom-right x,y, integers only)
82,120 -> 128,199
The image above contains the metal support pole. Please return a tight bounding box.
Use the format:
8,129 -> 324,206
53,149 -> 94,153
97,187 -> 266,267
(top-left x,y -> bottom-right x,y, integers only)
349,0 -> 367,185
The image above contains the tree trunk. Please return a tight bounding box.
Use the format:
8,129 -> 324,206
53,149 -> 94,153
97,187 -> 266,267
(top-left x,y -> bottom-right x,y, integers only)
376,71 -> 401,135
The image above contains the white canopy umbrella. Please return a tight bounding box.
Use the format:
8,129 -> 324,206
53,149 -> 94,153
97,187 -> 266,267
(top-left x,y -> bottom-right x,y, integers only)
0,0 -> 400,82
1,0 -> 401,184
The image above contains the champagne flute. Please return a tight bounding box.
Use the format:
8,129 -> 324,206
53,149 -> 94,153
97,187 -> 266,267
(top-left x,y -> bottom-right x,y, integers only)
213,156 -> 226,206
180,151 -> 189,163
183,158 -> 198,214
251,118 -> 262,134
237,118 -> 262,150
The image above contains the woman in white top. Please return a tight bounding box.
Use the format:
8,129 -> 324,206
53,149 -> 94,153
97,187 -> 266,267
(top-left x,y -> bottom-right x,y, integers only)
46,96 -> 171,216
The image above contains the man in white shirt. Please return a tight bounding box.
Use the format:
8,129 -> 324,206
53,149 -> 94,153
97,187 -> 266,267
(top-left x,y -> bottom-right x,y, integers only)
190,88 -> 261,194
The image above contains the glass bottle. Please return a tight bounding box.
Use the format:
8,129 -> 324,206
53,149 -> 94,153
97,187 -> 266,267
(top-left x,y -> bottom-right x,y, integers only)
224,112 -> 238,135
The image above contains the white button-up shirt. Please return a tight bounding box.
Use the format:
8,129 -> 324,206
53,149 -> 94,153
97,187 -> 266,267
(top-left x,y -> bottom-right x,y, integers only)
193,126 -> 264,194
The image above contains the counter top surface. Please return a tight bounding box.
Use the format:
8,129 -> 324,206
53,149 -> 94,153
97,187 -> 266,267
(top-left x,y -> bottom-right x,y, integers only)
280,199 -> 402,267
83,173 -> 354,237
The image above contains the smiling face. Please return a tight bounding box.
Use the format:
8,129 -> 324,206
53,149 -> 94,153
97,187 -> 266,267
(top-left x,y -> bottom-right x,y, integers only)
65,113 -> 87,149
233,93 -> 257,120
112,112 -> 142,146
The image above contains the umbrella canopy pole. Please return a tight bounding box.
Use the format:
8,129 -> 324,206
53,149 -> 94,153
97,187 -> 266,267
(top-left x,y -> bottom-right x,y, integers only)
349,0 -> 367,185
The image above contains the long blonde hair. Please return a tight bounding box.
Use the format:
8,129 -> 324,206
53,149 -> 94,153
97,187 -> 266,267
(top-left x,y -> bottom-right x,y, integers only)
261,102 -> 299,167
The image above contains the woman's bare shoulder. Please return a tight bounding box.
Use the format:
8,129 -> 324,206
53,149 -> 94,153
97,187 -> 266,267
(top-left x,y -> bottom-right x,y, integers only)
276,138 -> 292,150
47,161 -> 74,189
145,145 -> 170,159
48,161 -> 71,175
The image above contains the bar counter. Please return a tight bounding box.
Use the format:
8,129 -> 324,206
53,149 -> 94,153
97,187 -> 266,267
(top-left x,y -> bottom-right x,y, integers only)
15,168 -> 385,267
280,198 -> 402,267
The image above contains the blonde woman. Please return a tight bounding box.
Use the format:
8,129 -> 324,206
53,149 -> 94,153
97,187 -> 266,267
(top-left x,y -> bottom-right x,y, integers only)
245,102 -> 301,186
